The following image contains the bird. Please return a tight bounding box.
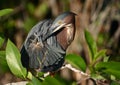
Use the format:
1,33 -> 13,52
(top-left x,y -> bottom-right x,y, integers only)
20,12 -> 76,73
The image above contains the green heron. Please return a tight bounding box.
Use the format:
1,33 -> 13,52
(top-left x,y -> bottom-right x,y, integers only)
20,12 -> 76,73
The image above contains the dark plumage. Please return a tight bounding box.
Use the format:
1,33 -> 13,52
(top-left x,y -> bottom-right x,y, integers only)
21,12 -> 76,73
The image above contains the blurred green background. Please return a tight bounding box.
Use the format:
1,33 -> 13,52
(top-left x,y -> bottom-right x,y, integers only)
0,0 -> 120,85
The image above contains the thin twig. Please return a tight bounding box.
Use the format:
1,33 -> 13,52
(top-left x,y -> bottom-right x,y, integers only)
61,64 -> 90,78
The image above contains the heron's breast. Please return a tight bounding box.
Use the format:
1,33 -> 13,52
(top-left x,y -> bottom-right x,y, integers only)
56,24 -> 75,50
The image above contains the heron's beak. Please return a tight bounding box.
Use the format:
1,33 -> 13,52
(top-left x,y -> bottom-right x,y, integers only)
52,23 -> 66,34
43,23 -> 66,41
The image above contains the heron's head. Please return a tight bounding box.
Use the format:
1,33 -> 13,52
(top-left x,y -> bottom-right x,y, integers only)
50,12 -> 76,50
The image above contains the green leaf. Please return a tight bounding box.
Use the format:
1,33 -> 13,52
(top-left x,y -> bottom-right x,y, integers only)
0,37 -> 4,47
111,81 -> 120,85
0,51 -> 9,72
26,82 -> 33,85
54,74 -> 71,85
95,61 -> 120,79
0,9 -> 13,17
105,69 -> 120,79
6,39 -> 27,79
30,76 -> 42,85
94,49 -> 106,61
0,51 -> 5,60
66,54 -> 86,72
43,76 -> 61,85
38,72 -> 44,77
95,61 -> 120,70
84,30 -> 97,60
91,73 -> 105,80
27,71 -> 33,80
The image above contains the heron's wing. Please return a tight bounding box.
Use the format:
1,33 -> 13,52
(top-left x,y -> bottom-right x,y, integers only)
21,20 -> 52,68
41,44 -> 65,72
27,35 -> 65,72
21,19 -> 66,72
27,20 -> 52,37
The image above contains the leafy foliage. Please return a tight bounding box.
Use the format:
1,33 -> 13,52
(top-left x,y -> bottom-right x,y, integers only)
66,54 -> 86,72
27,76 -> 42,85
43,76 -> 62,85
0,9 -> 13,17
84,30 -> 120,84
94,49 -> 106,61
0,51 -> 9,73
85,30 -> 97,60
6,39 -> 27,79
95,61 -> 120,79
84,30 -> 107,64
0,37 -> 4,47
